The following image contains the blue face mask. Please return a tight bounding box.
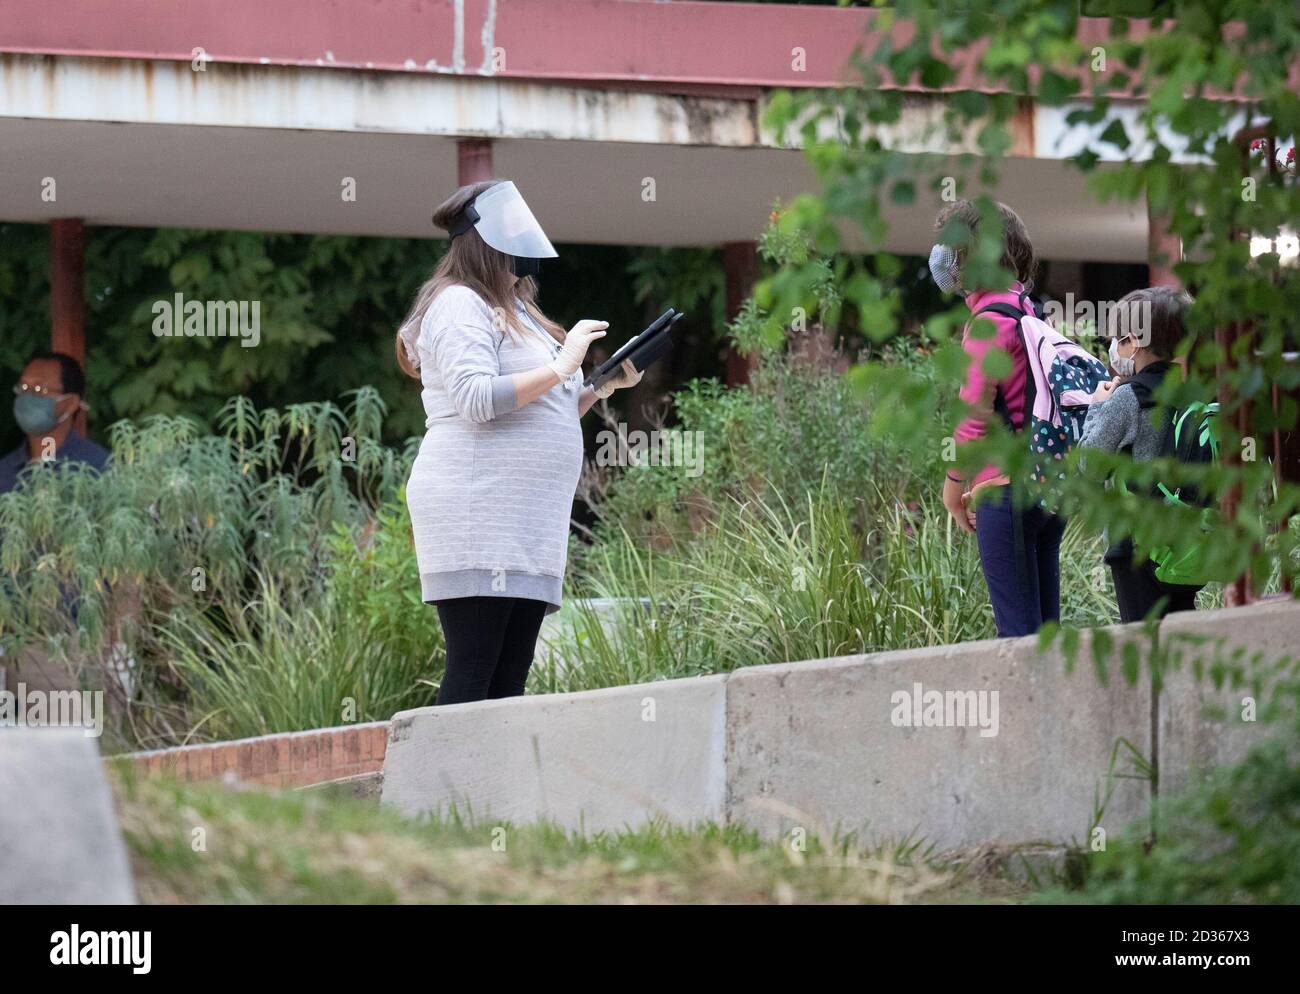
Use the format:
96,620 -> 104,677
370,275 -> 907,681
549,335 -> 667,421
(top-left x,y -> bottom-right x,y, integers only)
13,392 -> 69,435
928,244 -> 963,294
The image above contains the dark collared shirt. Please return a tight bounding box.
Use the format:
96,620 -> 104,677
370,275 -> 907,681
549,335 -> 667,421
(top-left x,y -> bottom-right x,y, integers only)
0,431 -> 111,494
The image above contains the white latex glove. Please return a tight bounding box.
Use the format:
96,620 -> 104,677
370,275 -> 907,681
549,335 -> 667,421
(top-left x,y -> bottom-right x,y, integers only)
550,319 -> 609,379
594,359 -> 644,399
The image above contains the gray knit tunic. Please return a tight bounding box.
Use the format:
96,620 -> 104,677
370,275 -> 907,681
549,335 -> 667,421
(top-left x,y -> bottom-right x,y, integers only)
1079,383 -> 1167,462
402,285 -> 583,613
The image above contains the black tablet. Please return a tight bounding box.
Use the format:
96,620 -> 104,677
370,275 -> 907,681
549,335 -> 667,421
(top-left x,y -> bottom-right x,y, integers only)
584,308 -> 684,390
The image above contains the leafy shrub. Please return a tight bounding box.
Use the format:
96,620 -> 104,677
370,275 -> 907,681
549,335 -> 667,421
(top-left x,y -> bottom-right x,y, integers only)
0,390 -> 410,748
160,566 -> 438,742
322,493 -> 444,683
1047,716 -> 1300,905
157,493 -> 443,742
559,339 -> 1119,692
583,348 -> 937,548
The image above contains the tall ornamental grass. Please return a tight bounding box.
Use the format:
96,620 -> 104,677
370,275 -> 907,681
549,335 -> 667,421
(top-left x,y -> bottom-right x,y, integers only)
0,388 -> 417,749
548,485 -> 1118,694
159,565 -> 439,742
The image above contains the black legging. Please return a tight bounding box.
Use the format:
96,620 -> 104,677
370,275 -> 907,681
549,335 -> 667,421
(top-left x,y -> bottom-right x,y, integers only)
434,596 -> 548,705
1109,557 -> 1200,623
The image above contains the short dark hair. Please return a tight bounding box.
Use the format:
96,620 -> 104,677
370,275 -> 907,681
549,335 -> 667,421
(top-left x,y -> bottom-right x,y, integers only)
933,199 -> 1038,290
1108,286 -> 1194,359
27,351 -> 85,397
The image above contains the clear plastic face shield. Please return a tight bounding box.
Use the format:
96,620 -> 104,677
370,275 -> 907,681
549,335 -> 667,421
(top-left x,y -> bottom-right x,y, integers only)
449,181 -> 557,262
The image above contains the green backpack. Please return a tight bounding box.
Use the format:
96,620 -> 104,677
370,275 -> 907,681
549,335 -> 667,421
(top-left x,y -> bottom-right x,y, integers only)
1125,381 -> 1222,586
1150,401 -> 1222,585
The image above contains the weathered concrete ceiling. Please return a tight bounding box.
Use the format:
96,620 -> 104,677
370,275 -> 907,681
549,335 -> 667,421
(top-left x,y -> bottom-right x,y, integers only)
0,54 -> 1149,261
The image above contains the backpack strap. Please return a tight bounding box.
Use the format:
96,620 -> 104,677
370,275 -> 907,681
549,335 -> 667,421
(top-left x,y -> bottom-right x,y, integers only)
971,302 -> 1035,435
1016,288 -> 1044,320
972,302 -> 1028,323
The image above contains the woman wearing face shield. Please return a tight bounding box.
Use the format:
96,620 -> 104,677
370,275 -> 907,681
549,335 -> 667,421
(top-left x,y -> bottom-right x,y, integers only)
396,180 -> 641,705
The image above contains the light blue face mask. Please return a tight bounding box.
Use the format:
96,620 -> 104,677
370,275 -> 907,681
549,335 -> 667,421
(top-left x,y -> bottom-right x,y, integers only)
13,392 -> 71,435
928,243 -> 963,294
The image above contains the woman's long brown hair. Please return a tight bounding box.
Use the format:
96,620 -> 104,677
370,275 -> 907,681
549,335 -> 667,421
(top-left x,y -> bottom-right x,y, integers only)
396,179 -> 565,379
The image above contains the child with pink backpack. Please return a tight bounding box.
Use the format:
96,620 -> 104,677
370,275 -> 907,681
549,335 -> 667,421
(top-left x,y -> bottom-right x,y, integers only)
933,200 -> 1108,637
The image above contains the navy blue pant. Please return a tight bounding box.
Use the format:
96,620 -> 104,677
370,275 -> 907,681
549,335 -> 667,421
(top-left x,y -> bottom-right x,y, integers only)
973,485 -> 1066,637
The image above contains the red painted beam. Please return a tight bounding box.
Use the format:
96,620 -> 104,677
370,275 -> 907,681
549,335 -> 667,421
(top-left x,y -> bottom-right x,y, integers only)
1147,198 -> 1182,288
49,219 -> 85,362
0,1 -> 1275,98
0,0 -> 869,88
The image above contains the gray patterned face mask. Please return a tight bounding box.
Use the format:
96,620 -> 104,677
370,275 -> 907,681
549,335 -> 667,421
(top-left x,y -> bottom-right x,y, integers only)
928,243 -> 963,294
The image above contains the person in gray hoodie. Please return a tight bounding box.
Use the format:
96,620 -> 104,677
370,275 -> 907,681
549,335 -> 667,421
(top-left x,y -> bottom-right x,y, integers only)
1079,285 -> 1202,623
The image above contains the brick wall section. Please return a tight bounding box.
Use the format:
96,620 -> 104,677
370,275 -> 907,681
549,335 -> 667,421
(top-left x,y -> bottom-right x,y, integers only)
109,721 -> 389,789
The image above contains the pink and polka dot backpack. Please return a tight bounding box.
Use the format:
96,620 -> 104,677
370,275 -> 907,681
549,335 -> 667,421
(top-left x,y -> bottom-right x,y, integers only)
975,291 -> 1109,494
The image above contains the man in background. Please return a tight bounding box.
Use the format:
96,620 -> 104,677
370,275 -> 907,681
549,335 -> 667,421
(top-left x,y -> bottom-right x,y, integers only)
0,351 -> 109,493
0,351 -> 116,701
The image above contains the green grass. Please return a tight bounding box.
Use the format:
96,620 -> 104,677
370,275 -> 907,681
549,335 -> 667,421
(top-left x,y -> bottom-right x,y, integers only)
116,708 -> 1300,906
160,570 -> 440,741
541,486 -> 1119,694
114,770 -> 1030,905
1035,727 -> 1300,905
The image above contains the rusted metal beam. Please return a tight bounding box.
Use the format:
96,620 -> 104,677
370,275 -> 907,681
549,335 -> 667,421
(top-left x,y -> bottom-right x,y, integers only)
457,139 -> 494,187
723,240 -> 757,387
49,217 -> 87,435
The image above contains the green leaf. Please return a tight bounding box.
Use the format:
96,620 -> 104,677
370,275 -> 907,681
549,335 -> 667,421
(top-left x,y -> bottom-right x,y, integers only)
1098,118 -> 1131,151
1121,640 -> 1141,687
891,180 -> 916,206
1061,628 -> 1080,674
1092,628 -> 1113,687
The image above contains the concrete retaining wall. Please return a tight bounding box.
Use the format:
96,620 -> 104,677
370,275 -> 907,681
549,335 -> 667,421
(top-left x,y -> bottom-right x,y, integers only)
1156,600 -> 1299,796
725,627 -> 1152,849
383,676 -> 726,832
381,599 -> 1299,848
